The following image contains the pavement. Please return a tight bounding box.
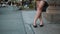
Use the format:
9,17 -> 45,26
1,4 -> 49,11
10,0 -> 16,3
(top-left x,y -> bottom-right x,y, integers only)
0,6 -> 60,34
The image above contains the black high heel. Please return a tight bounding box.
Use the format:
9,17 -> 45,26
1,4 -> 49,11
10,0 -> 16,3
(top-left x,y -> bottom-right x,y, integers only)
33,25 -> 37,28
39,25 -> 44,27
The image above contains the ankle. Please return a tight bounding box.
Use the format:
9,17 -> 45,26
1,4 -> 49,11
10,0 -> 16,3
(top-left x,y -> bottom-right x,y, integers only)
40,23 -> 43,25
33,23 -> 36,25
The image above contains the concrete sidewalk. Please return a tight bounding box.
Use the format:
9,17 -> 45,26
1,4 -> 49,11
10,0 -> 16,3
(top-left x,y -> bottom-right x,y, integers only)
0,6 -> 26,34
0,6 -> 60,34
22,10 -> 60,34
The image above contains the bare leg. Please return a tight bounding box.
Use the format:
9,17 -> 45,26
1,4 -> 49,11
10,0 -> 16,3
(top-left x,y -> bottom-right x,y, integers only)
33,1 -> 45,26
38,1 -> 45,25
33,7 -> 42,26
38,14 -> 43,25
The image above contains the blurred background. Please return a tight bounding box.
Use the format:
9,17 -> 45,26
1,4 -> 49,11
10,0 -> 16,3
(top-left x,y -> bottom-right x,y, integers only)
0,0 -> 36,10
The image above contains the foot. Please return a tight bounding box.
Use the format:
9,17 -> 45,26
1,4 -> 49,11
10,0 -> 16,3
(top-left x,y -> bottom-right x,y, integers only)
33,22 -> 37,28
40,22 -> 44,27
33,25 -> 37,28
40,24 -> 44,27
33,23 -> 37,28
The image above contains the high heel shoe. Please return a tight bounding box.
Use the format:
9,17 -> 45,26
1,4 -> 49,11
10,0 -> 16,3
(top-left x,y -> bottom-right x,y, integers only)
33,25 -> 37,28
39,24 -> 44,27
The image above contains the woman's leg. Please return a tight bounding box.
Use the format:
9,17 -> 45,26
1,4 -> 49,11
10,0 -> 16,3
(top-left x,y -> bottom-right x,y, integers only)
38,13 -> 43,25
33,1 -> 45,26
38,1 -> 45,25
33,1 -> 42,26
33,7 -> 41,26
33,1 -> 40,26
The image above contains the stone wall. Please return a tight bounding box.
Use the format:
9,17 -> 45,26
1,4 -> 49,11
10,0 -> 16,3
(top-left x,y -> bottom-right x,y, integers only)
45,0 -> 60,23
